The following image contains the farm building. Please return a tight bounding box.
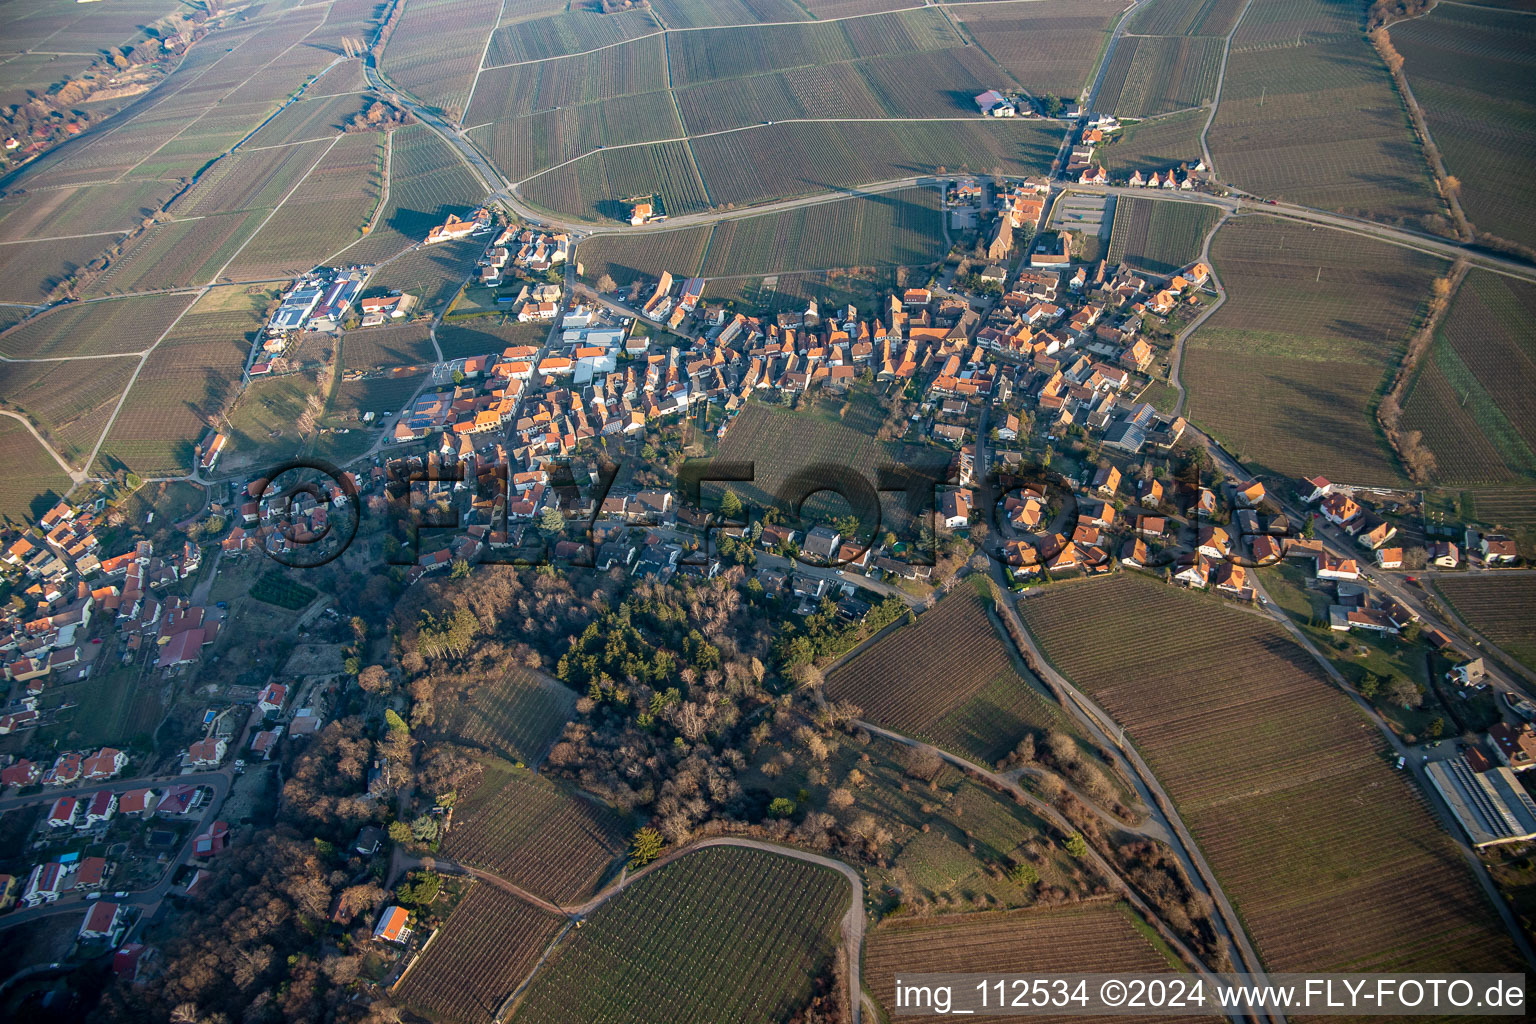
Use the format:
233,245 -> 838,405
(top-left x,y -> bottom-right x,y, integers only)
1426,757 -> 1536,848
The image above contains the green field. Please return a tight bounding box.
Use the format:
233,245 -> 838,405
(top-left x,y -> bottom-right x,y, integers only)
1182,216 -> 1445,484
1394,3 -> 1536,249
1017,573 -> 1523,978
1401,270 -> 1536,486
1107,198 -> 1220,275
510,846 -> 848,1024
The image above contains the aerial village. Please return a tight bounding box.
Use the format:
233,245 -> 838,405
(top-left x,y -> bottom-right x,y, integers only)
2,111 -> 1533,959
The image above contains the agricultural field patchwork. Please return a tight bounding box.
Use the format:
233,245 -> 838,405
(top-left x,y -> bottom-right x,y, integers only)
1181,216 -> 1445,484
1392,3 -> 1536,249
1017,573 -> 1523,977
93,286 -> 266,475
0,356 -> 140,469
223,131 -> 386,279
382,0 -> 502,117
826,587 -> 1073,765
699,187 -> 944,277
577,226 -> 714,288
338,125 -> 486,264
1401,270 -> 1536,486
442,759 -> 628,904
1107,197 -> 1220,275
509,846 -> 848,1024
0,292 -> 196,360
517,139 -> 709,222
0,233 -> 126,303
953,0 -> 1129,100
483,7 -> 661,67
1208,0 -> 1441,223
394,884 -> 564,1024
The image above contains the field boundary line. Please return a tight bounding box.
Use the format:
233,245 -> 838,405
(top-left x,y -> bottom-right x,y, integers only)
208,134 -> 344,284
110,16 -> 333,185
479,30 -> 667,72
510,115 -> 1069,188
1199,0 -> 1255,174
464,0 -> 510,125
0,229 -> 130,245
0,409 -> 86,484
79,288 -> 205,476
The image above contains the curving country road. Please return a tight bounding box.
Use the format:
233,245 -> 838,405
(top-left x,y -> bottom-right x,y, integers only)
0,769 -> 234,933
398,836 -> 867,1022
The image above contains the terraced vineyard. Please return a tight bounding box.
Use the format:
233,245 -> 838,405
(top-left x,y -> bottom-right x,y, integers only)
867,901 -> 1199,1024
826,587 -> 1072,764
394,884 -> 563,1024
442,759 -> 628,904
1107,198 -> 1220,276
436,663 -> 576,766
1017,573 -> 1523,978
510,846 -> 848,1024
1433,575 -> 1536,673
1182,217 -> 1445,484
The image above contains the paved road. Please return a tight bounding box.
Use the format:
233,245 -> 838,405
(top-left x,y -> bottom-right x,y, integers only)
0,769 -> 234,933
857,719 -> 1246,1023
402,836 -> 868,1023
996,569 -> 1279,1021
